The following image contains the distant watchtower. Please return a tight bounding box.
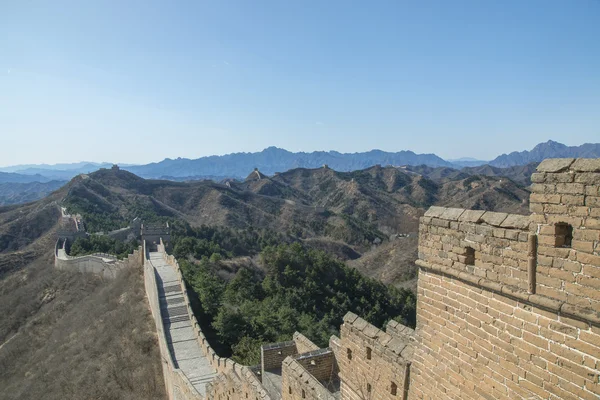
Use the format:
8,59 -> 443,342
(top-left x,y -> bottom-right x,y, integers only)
141,222 -> 170,252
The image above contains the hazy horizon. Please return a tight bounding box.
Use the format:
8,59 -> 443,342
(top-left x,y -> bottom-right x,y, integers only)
1,140 -> 598,170
2,1 -> 599,165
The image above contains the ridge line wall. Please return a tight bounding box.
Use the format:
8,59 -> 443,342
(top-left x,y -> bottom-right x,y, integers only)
54,238 -> 143,279
143,245 -> 201,400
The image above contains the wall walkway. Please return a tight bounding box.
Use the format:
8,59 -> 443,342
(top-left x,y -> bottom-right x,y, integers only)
147,251 -> 217,397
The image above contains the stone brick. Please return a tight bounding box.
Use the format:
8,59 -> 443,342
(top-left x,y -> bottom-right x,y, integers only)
575,172 -> 600,184
530,193 -> 561,204
499,215 -> 530,229
480,211 -> 508,227
537,158 -> 575,173
545,172 -> 575,183
577,252 -> 600,266
530,173 -> 546,183
571,158 -> 600,172
530,183 -> 557,194
561,194 -> 585,205
555,183 -> 585,194
585,196 -> 600,207
424,206 -> 446,218
458,209 -> 485,223
439,207 -> 465,221
572,240 -> 594,253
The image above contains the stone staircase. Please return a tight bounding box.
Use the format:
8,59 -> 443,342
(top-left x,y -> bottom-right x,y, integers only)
148,252 -> 217,396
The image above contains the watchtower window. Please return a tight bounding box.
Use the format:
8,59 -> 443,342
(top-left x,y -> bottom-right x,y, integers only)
302,389 -> 306,398
464,247 -> 475,266
391,382 -> 398,396
289,387 -> 292,395
366,347 -> 372,360
367,383 -> 372,393
555,223 -> 573,248
347,348 -> 352,360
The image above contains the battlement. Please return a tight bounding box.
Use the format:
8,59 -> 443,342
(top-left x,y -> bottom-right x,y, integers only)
411,158 -> 600,399
418,158 -> 600,323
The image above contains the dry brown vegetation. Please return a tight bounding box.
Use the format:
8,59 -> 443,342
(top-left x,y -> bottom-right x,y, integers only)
0,258 -> 166,400
348,236 -> 418,291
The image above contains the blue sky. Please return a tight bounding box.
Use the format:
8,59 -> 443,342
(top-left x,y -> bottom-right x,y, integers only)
1,0 -> 599,166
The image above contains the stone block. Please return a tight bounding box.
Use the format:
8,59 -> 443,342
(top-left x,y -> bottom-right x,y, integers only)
530,173 -> 546,183
545,172 -> 575,183
574,173 -> 600,184
500,215 -> 530,230
439,208 -> 465,221
585,196 -> 600,207
586,186 -> 600,196
555,183 -> 585,194
571,158 -> 600,172
537,158 -> 575,172
530,183 -> 556,194
560,194 -> 585,206
480,211 -> 508,227
530,193 -> 561,204
424,206 -> 446,218
529,203 -> 544,213
458,210 -> 486,223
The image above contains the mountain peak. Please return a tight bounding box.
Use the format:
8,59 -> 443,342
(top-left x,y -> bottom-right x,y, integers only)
490,141 -> 600,168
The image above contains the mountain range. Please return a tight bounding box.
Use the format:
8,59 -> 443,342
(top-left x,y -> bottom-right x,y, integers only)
490,140 -> 600,167
0,140 -> 598,206
3,140 -> 598,181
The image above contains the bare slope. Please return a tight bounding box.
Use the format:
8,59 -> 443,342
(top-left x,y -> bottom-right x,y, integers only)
0,258 -> 166,400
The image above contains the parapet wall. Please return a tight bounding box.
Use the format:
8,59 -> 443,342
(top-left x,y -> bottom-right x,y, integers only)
412,158 -> 600,399
418,207 -> 531,291
262,341 -> 297,376
530,158 -> 600,313
337,312 -> 413,400
417,158 -> 600,324
281,350 -> 337,400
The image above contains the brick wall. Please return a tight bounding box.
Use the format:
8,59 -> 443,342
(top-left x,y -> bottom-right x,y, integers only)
337,313 -> 412,400
293,332 -> 320,354
410,158 -> 600,400
262,341 -> 297,374
530,158 -> 600,312
293,348 -> 337,383
281,356 -> 337,400
418,207 -> 531,291
409,269 -> 600,399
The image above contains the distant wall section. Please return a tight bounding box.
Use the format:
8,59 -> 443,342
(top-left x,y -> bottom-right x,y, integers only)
54,238 -> 143,278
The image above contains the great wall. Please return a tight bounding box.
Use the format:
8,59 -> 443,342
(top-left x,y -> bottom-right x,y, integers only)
54,158 -> 600,400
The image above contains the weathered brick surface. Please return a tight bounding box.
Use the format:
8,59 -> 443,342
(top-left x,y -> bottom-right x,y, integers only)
410,159 -> 600,400
282,354 -> 337,400
409,270 -> 600,400
336,313 -> 412,400
529,161 -> 600,312
418,208 -> 530,292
